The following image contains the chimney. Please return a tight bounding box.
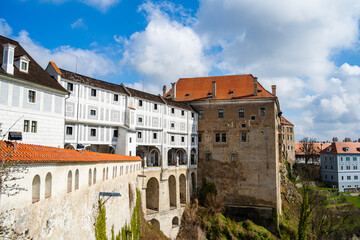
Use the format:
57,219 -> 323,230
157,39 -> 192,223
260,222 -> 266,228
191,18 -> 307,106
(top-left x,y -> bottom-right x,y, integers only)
2,43 -> 16,75
271,85 -> 276,96
162,85 -> 167,96
253,77 -> 258,96
171,82 -> 176,100
212,81 -> 216,98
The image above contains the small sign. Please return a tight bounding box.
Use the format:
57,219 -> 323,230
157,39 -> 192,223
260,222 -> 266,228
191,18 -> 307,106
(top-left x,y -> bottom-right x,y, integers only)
99,192 -> 121,197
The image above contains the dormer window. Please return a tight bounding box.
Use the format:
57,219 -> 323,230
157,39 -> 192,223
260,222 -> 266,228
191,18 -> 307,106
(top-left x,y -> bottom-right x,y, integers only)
357,148 -> 360,152
327,147 -> 332,152
14,55 -> 30,73
343,147 -> 349,152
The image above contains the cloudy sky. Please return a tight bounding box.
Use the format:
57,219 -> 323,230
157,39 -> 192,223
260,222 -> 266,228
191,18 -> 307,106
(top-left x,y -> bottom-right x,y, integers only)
2,0 -> 360,141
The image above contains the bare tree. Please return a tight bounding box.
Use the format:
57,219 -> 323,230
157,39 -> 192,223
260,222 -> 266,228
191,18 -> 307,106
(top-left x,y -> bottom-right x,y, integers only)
299,137 -> 317,164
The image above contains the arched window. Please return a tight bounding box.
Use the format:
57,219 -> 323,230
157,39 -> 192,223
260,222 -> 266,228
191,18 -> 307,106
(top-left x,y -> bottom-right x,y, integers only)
106,167 -> 109,180
32,175 -> 40,203
148,149 -> 160,167
93,168 -> 97,184
180,174 -> 186,204
103,168 -> 105,181
67,170 -> 72,193
191,149 -> 197,165
169,175 -> 176,208
88,169 -> 92,186
45,172 -> 52,198
172,217 -> 179,227
75,169 -> 79,190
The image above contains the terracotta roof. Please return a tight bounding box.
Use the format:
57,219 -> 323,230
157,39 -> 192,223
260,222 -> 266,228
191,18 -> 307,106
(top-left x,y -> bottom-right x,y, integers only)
320,142 -> 360,154
295,142 -> 331,155
0,141 -> 141,163
166,74 -> 275,101
0,35 -> 67,93
49,61 -> 62,75
60,68 -> 128,95
280,116 -> 294,126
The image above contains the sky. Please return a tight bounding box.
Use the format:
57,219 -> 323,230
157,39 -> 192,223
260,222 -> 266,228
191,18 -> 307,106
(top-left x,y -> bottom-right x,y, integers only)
2,0 -> 360,142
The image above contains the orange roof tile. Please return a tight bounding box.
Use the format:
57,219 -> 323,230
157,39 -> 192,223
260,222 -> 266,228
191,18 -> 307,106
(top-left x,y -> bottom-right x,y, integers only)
49,61 -> 62,75
295,142 -> 331,155
280,116 -> 294,126
0,141 -> 141,163
167,74 -> 275,101
320,142 -> 360,154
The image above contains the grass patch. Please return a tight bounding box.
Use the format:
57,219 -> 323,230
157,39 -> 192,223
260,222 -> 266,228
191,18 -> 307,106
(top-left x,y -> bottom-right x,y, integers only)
344,195 -> 360,209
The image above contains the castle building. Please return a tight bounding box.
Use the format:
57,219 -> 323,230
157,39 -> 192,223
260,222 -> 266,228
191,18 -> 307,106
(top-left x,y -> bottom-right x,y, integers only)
165,75 -> 282,217
320,142 -> 360,192
280,115 -> 295,164
0,36 -> 68,147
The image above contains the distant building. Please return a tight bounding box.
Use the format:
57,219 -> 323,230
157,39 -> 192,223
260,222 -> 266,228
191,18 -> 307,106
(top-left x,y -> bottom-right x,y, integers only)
320,142 -> 360,192
295,142 -> 331,165
165,75 -> 282,216
0,36 -> 68,147
280,115 -> 295,164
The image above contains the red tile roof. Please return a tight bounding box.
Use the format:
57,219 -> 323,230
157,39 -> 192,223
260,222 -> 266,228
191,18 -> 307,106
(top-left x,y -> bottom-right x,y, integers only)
166,74 -> 275,101
295,142 -> 331,155
0,141 -> 141,163
320,142 -> 360,154
280,116 -> 294,126
49,61 -> 62,75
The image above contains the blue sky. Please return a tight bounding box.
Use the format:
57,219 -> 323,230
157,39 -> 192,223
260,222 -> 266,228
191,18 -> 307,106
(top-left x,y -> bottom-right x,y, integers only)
2,0 -> 360,141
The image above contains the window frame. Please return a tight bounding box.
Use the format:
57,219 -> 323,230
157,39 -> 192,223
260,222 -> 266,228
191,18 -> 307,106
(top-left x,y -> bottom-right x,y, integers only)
28,90 -> 36,103
218,108 -> 224,119
31,121 -> 37,133
90,128 -> 96,137
238,108 -> 245,118
90,89 -> 97,97
113,94 -> 119,102
24,120 -> 30,132
67,82 -> 74,92
66,126 -> 73,135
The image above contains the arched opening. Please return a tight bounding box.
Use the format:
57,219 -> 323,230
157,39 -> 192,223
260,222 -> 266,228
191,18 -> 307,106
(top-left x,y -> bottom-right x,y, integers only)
64,143 -> 75,150
172,217 -> 179,227
190,149 -> 197,165
93,168 -> 97,184
67,170 -> 72,193
168,149 -> 176,166
146,177 -> 159,212
45,172 -> 52,198
106,167 -> 109,180
75,169 -> 79,190
148,149 -> 160,167
88,169 -> 92,186
191,172 -> 196,196
109,146 -> 115,154
179,174 -> 186,205
136,146 -> 147,167
169,175 -> 177,208
32,175 -> 40,203
177,150 -> 187,165
103,168 -> 105,181
150,219 -> 160,230
85,145 -> 99,152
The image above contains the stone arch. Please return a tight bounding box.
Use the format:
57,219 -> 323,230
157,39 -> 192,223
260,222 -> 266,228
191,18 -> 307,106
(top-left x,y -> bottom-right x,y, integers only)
136,146 -> 147,167
93,168 -> 97,184
179,174 -> 186,204
146,177 -> 159,211
32,175 -> 40,203
169,175 -> 177,208
168,149 -> 176,166
191,172 -> 196,196
172,217 -> 179,227
148,148 -> 161,167
75,169 -> 79,190
177,149 -> 187,165
109,146 -> 115,154
88,169 -> 92,186
45,172 -> 52,198
150,219 -> 160,230
190,148 -> 197,165
64,143 -> 75,150
67,170 -> 72,193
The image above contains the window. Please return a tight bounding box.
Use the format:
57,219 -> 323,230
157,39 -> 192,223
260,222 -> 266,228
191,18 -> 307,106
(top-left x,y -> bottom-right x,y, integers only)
341,166 -> 343,170
231,153 -> 238,162
21,61 -> 28,71
153,133 -> 157,139
171,122 -> 175,128
192,136 -> 195,143
28,90 -> 36,103
353,157 -> 357,161
67,83 -> 73,91
154,103 -> 158,110
114,94 -> 118,101
241,123 -> 246,128
344,147 -> 349,152
181,136 -> 185,142
139,100 -> 143,107
346,157 -> 350,161
215,133 -> 220,143
331,175 -> 333,180
239,108 -> 245,118
218,109 -> 224,118
129,137 -> 132,143
205,152 -> 211,161
251,115 -> 256,120
31,121 -> 37,133
347,176 -> 351,180
199,110 -> 204,119
171,136 -> 175,142
75,169 -> 79,190
138,117 -> 143,123
354,166 -> 358,170
113,129 -> 118,138
221,133 -> 226,142
342,176 -> 344,180
171,108 -> 175,114
181,110 -> 184,116
215,133 -> 226,143
24,120 -> 30,132
198,133 -> 202,142
90,129 -> 96,137
191,112 -> 194,118
355,176 -> 358,180
259,107 -> 266,118
66,126 -> 73,135
91,89 -> 97,97
341,157 -> 343,161
290,128 -> 293,133
346,166 -> 350,170
90,110 -> 96,116
241,132 -> 247,142
137,132 -> 142,138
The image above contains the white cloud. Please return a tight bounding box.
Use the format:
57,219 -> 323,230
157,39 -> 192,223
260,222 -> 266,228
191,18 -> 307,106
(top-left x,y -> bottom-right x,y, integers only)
71,18 -> 86,29
340,63 -> 360,76
0,18 -> 13,37
121,2 -> 209,93
15,30 -> 116,77
41,0 -> 120,12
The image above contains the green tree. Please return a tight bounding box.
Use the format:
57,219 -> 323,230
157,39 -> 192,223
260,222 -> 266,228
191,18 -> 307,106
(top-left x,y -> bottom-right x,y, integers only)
95,202 -> 107,240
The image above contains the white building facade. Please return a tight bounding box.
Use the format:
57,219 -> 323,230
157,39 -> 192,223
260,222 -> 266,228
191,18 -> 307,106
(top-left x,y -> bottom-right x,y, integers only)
320,142 -> 360,192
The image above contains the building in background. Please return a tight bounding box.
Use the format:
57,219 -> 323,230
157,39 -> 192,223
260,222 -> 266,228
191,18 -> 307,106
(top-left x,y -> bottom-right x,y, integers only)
295,142 -> 331,165
165,74 -> 282,218
0,36 -> 68,147
280,115 -> 295,164
320,142 -> 360,192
